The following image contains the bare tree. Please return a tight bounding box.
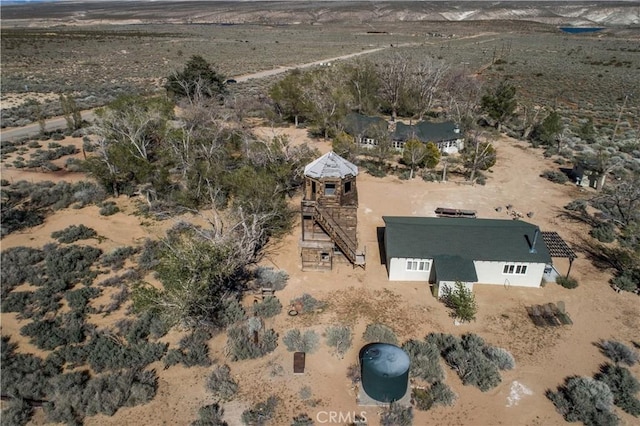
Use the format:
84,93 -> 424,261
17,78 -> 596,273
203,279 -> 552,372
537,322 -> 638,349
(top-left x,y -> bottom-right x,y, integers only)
302,68 -> 351,139
377,54 -> 410,121
443,69 -> 483,129
462,129 -> 497,182
410,58 -> 449,120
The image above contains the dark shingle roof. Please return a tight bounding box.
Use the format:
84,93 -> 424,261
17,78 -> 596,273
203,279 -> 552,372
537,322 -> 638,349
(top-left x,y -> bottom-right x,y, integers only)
383,216 -> 552,264
433,255 -> 478,282
343,113 -> 388,137
392,121 -> 460,143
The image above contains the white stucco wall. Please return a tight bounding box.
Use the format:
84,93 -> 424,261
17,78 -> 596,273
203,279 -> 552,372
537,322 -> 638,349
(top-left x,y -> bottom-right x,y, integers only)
473,261 -> 546,287
388,257 -> 433,281
437,280 -> 474,298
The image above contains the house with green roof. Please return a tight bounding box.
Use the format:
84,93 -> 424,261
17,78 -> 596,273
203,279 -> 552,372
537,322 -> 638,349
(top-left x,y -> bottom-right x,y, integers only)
382,216 -> 552,297
343,113 -> 464,154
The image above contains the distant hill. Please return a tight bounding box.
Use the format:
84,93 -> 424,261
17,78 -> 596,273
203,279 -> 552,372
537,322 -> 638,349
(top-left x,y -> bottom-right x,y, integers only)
1,1 -> 639,27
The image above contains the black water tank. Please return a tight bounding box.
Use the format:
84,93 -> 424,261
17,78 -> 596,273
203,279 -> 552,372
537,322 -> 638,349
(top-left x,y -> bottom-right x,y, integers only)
360,343 -> 410,402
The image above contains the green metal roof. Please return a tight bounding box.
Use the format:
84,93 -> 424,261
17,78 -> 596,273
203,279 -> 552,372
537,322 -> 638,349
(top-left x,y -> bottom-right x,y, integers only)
383,216 -> 552,264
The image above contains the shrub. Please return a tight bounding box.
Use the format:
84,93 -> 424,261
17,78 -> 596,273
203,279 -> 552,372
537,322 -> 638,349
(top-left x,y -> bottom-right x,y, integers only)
429,381 -> 457,406
363,323 -> 398,345
541,169 -> 568,184
241,396 -> 279,426
556,276 -> 579,289
65,287 -> 101,313
82,332 -> 168,373
482,346 -> 516,370
595,363 -> 640,416
192,403 -> 227,426
100,246 -> 139,270
220,297 -> 246,326
291,413 -> 314,426
99,201 -> 120,216
380,403 -> 413,426
282,329 -> 320,353
137,238 -> 162,271
325,326 -> 352,358
547,376 -> 618,425
164,329 -> 213,368
590,221 -> 617,243
227,320 -> 278,361
206,364 -> 238,402
441,281 -> 477,322
0,246 -> 45,295
254,266 -> 289,291
291,293 -> 325,313
611,272 -> 640,293
565,199 -> 588,212
20,311 -> 89,350
252,296 -> 282,318
401,339 -> 444,384
51,224 -> 98,243
1,398 -> 33,426
597,340 -> 639,367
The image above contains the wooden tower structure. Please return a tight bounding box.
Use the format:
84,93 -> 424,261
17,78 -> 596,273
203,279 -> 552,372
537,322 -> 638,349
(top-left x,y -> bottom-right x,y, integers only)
300,151 -> 366,271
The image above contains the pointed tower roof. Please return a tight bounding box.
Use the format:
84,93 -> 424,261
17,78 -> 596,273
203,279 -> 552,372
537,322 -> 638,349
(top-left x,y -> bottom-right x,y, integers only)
304,151 -> 358,179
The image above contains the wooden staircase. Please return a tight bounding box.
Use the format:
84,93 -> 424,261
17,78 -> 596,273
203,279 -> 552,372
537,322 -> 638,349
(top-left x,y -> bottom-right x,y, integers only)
313,205 -> 365,267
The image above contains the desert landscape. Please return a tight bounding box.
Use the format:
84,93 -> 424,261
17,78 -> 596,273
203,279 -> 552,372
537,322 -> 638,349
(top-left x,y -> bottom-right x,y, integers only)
1,2 -> 639,426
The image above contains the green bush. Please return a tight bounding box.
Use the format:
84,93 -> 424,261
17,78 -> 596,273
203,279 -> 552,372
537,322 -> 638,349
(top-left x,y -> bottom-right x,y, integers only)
220,297 -> 246,326
282,329 -> 320,353
206,364 -> 238,402
81,332 -> 167,373
556,276 -> 579,289
441,281 -> 477,322
291,293 -> 325,313
565,199 -> 588,212
291,413 -> 314,426
412,384 -> 455,411
363,323 -> 398,345
597,340 -> 639,367
590,221 -> 617,243
227,320 -> 278,361
191,403 -> 227,426
100,246 -> 139,270
99,201 -> 120,216
1,398 -> 33,426
325,326 -> 352,358
65,287 -> 101,313
164,329 -> 213,368
254,266 -> 289,291
595,363 -> 640,416
20,311 -> 89,350
252,296 -> 282,318
241,396 -> 279,426
482,346 -> 516,370
51,224 -> 98,243
401,339 -> 444,384
541,169 -> 569,184
611,272 -> 640,293
547,376 -> 618,425
380,403 -> 413,426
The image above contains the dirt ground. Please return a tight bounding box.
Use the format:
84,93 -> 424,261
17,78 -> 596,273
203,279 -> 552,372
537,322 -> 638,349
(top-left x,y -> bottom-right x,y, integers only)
1,126 -> 639,426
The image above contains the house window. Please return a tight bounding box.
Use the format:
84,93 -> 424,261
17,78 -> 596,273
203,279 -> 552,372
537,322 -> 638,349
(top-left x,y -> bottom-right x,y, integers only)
393,141 -> 405,150
406,259 -> 430,271
324,183 -> 336,196
503,263 -> 527,275
344,181 -> 352,194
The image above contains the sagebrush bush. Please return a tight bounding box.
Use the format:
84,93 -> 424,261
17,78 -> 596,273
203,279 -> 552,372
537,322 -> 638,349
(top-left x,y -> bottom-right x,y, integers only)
325,326 -> 352,358
482,346 -> 516,370
241,396 -> 279,426
291,293 -> 324,313
254,266 -> 289,291
291,413 -> 314,426
556,276 -> 579,289
598,340 -> 639,367
547,376 -> 618,425
20,311 -> 89,350
100,246 -> 139,270
164,329 -> 213,368
590,221 -> 617,243
51,224 -> 98,243
611,272 -> 639,292
220,297 -> 246,326
564,199 -> 588,212
206,364 -> 238,402
380,403 -> 413,426
252,296 -> 282,318
1,398 -> 33,426
227,320 -> 278,361
282,329 -> 320,353
80,332 -> 168,373
401,339 -> 444,384
541,169 -> 569,184
363,323 -> 398,345
99,201 -> 120,216
191,403 -> 227,426
65,287 -> 101,313
594,363 -> 640,416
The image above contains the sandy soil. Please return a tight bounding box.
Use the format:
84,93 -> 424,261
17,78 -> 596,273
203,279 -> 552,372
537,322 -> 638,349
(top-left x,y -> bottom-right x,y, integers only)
1,126 -> 639,426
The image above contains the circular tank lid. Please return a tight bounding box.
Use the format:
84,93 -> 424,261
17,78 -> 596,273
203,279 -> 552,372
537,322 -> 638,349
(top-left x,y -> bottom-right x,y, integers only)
361,343 -> 410,376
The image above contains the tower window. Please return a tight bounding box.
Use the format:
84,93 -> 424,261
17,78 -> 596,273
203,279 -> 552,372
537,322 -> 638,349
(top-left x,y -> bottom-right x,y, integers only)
344,181 -> 352,193
324,183 -> 336,195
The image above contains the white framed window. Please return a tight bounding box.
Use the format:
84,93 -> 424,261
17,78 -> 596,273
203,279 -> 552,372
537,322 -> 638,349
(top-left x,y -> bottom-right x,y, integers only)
393,141 -> 405,150
324,183 -> 336,196
406,259 -> 430,271
503,263 -> 527,275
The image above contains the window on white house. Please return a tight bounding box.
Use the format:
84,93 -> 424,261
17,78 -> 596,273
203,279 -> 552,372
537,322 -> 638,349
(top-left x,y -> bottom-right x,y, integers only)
393,141 -> 405,150
406,259 -> 430,271
503,263 -> 527,275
